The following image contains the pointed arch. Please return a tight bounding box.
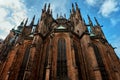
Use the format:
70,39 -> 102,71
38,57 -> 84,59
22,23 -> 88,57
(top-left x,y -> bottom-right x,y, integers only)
57,38 -> 68,80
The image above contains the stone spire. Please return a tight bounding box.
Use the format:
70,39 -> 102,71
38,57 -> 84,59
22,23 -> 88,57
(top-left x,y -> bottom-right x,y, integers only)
30,15 -> 35,26
87,15 -> 94,34
94,17 -> 100,26
43,3 -> 47,12
47,3 -> 50,14
87,15 -> 93,26
75,2 -> 82,20
24,18 -> 28,26
20,19 -> 24,26
75,2 -> 79,11
72,3 -> 75,14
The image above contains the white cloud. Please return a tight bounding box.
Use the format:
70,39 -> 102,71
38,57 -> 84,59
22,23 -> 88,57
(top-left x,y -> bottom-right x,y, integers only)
99,0 -> 119,17
0,0 -> 27,39
85,0 -> 97,6
85,0 -> 104,6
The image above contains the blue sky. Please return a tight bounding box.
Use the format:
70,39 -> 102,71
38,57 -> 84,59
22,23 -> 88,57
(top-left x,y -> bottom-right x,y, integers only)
0,0 -> 120,58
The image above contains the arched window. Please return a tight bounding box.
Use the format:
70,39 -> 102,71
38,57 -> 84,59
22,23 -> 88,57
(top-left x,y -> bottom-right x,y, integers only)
93,44 -> 108,80
57,38 -> 68,80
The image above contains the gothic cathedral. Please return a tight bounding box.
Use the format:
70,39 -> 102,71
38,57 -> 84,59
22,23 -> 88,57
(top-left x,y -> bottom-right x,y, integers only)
0,3 -> 120,80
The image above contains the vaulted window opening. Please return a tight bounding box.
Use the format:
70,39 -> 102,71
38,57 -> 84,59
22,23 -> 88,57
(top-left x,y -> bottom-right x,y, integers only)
57,38 -> 68,80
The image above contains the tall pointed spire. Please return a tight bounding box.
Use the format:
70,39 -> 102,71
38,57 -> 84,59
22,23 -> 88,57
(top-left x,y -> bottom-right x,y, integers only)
47,3 -> 50,14
72,3 -> 75,14
20,19 -> 24,26
75,2 -> 79,10
43,3 -> 47,12
87,15 -> 93,26
24,18 -> 28,26
75,2 -> 82,20
94,17 -> 100,26
30,15 -> 35,26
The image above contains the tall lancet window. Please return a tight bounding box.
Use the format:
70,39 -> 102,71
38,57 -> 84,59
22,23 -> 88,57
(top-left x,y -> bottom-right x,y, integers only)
57,38 -> 68,80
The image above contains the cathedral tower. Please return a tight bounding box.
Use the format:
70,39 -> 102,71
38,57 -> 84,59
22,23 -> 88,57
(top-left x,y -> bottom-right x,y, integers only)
0,3 -> 120,80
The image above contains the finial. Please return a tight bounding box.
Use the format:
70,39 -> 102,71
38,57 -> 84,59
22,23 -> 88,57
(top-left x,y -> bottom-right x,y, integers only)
47,3 -> 50,13
43,3 -> 47,11
75,2 -> 78,9
24,18 -> 28,26
20,19 -> 24,26
72,3 -> 74,8
87,15 -> 93,26
94,17 -> 100,26
72,3 -> 75,14
75,2 -> 80,13
30,15 -> 35,26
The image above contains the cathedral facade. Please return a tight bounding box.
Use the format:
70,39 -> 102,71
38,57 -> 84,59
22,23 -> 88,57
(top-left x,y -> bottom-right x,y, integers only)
0,3 -> 120,80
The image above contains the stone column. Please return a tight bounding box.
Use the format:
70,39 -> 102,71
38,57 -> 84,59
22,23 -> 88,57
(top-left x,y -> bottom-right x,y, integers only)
81,35 -> 102,80
65,36 -> 76,80
45,38 -> 52,80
